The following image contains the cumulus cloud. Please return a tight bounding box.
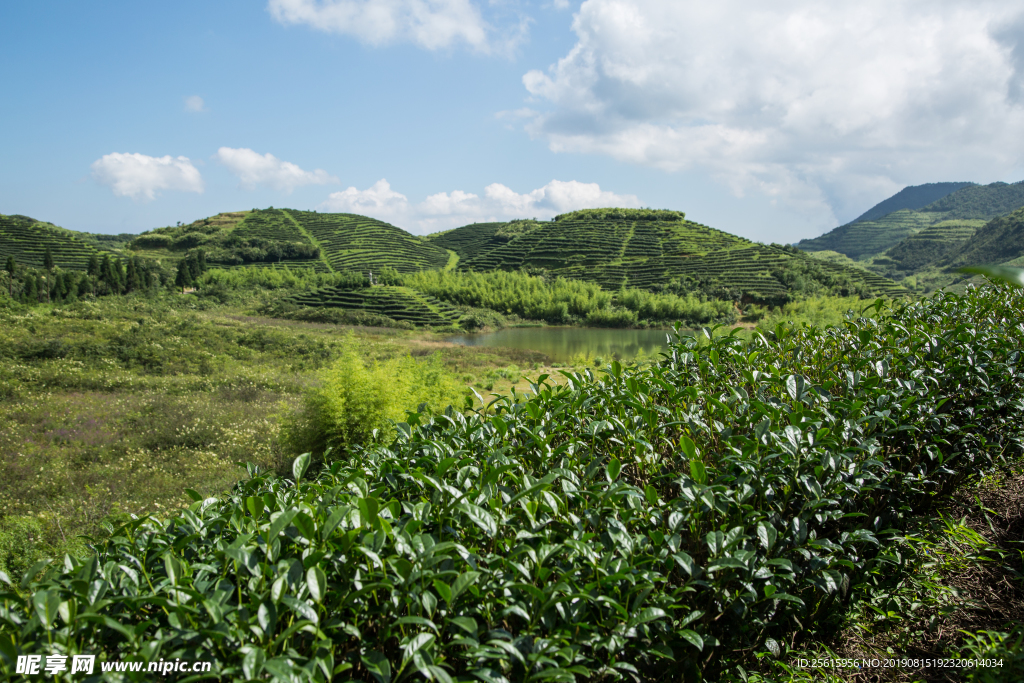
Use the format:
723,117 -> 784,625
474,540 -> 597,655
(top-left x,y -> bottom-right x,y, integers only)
521,0 -> 1024,228
319,179 -> 412,218
267,0 -> 492,52
318,178 -> 639,232
91,153 -> 204,201
215,147 -> 338,193
184,95 -> 205,112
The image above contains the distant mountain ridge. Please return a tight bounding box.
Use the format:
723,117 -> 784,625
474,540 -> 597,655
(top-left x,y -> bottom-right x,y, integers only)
850,182 -> 974,223
797,180 -> 1024,260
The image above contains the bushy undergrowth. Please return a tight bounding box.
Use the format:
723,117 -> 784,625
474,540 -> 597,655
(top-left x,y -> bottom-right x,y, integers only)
404,269 -> 733,327
1,285 -> 1022,681
282,346 -> 468,456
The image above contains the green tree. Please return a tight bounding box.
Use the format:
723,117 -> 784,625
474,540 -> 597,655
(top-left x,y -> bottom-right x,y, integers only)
175,259 -> 193,293
24,273 -> 37,303
42,247 -> 53,303
87,253 -> 100,277
126,258 -> 140,293
4,255 -> 14,298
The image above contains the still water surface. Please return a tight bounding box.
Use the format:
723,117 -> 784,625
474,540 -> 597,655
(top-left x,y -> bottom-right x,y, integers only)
445,326 -> 682,363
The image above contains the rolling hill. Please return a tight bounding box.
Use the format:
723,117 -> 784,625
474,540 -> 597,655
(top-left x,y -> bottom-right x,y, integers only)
797,180 -> 1024,260
428,208 -> 906,302
127,208 -> 451,275
0,214 -> 109,270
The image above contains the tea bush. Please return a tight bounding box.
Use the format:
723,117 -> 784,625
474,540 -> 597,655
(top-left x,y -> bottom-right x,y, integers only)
1,285 -> 1022,681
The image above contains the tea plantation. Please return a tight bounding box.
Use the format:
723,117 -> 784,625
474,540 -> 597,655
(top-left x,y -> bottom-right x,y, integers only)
289,285 -> 464,328
0,214 -> 107,270
798,180 -> 1024,264
285,210 -> 450,274
3,283 -> 1021,681
437,210 -> 905,302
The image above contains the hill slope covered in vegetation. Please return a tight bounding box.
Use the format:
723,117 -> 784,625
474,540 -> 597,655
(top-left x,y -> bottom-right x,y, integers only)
430,209 -> 906,303
0,214 -> 109,270
127,208 -> 451,275
797,180 -> 1024,260
849,181 -> 974,223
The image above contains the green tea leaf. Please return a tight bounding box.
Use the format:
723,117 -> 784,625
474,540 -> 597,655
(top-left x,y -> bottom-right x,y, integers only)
307,566 -> 327,604
678,629 -> 703,651
606,457 -> 621,482
292,452 -> 311,482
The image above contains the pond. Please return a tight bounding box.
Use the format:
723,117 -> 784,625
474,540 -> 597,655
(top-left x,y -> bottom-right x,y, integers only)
445,326 -> 684,363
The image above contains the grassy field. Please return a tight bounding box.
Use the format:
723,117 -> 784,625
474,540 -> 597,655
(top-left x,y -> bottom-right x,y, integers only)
0,291 -> 571,561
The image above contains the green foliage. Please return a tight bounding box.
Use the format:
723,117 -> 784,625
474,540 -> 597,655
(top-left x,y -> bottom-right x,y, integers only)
755,296 -> 881,331
960,265 -> 1024,287
552,208 -> 686,222
404,269 -> 735,327
945,208 -> 1024,270
282,346 -> 466,456
3,284 -> 1022,680
920,179 -> 1024,220
955,627 -> 1024,682
288,285 -> 464,328
201,265 -> 367,293
0,516 -> 43,583
405,269 -> 613,323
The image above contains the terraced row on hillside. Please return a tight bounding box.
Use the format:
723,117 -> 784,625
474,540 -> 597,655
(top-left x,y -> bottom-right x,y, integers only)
879,220 -> 984,272
798,180 -> 1024,262
426,222 -> 508,261
0,214 -> 106,270
232,209 -> 310,244
557,244 -> 905,300
285,210 -> 449,274
457,214 -> 742,272
289,285 -> 463,327
797,209 -> 936,259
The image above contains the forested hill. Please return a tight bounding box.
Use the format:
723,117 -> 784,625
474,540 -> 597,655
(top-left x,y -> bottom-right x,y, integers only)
796,180 -> 1024,260
850,181 -> 974,223
427,208 -> 906,302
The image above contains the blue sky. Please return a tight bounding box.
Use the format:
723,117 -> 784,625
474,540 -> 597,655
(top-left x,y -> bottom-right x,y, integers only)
2,1 -> 1023,241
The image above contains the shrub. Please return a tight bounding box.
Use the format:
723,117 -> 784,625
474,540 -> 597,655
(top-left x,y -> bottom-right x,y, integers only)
282,346 -> 465,456
0,516 -> 43,583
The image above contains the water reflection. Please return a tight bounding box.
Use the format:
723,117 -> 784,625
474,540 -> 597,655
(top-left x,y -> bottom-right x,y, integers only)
445,326 -> 683,363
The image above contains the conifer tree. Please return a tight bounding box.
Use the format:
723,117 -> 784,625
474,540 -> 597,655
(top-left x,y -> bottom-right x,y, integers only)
87,253 -> 100,277
42,247 -> 53,303
25,273 -> 37,303
126,258 -> 140,293
4,255 -> 14,298
175,259 -> 193,293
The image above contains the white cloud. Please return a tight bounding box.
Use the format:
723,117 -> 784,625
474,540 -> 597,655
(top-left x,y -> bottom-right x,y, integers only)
521,0 -> 1024,229
91,153 -> 204,201
184,95 -> 205,112
319,179 -> 412,218
267,0 -> 492,52
318,178 -> 639,232
215,147 -> 338,193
